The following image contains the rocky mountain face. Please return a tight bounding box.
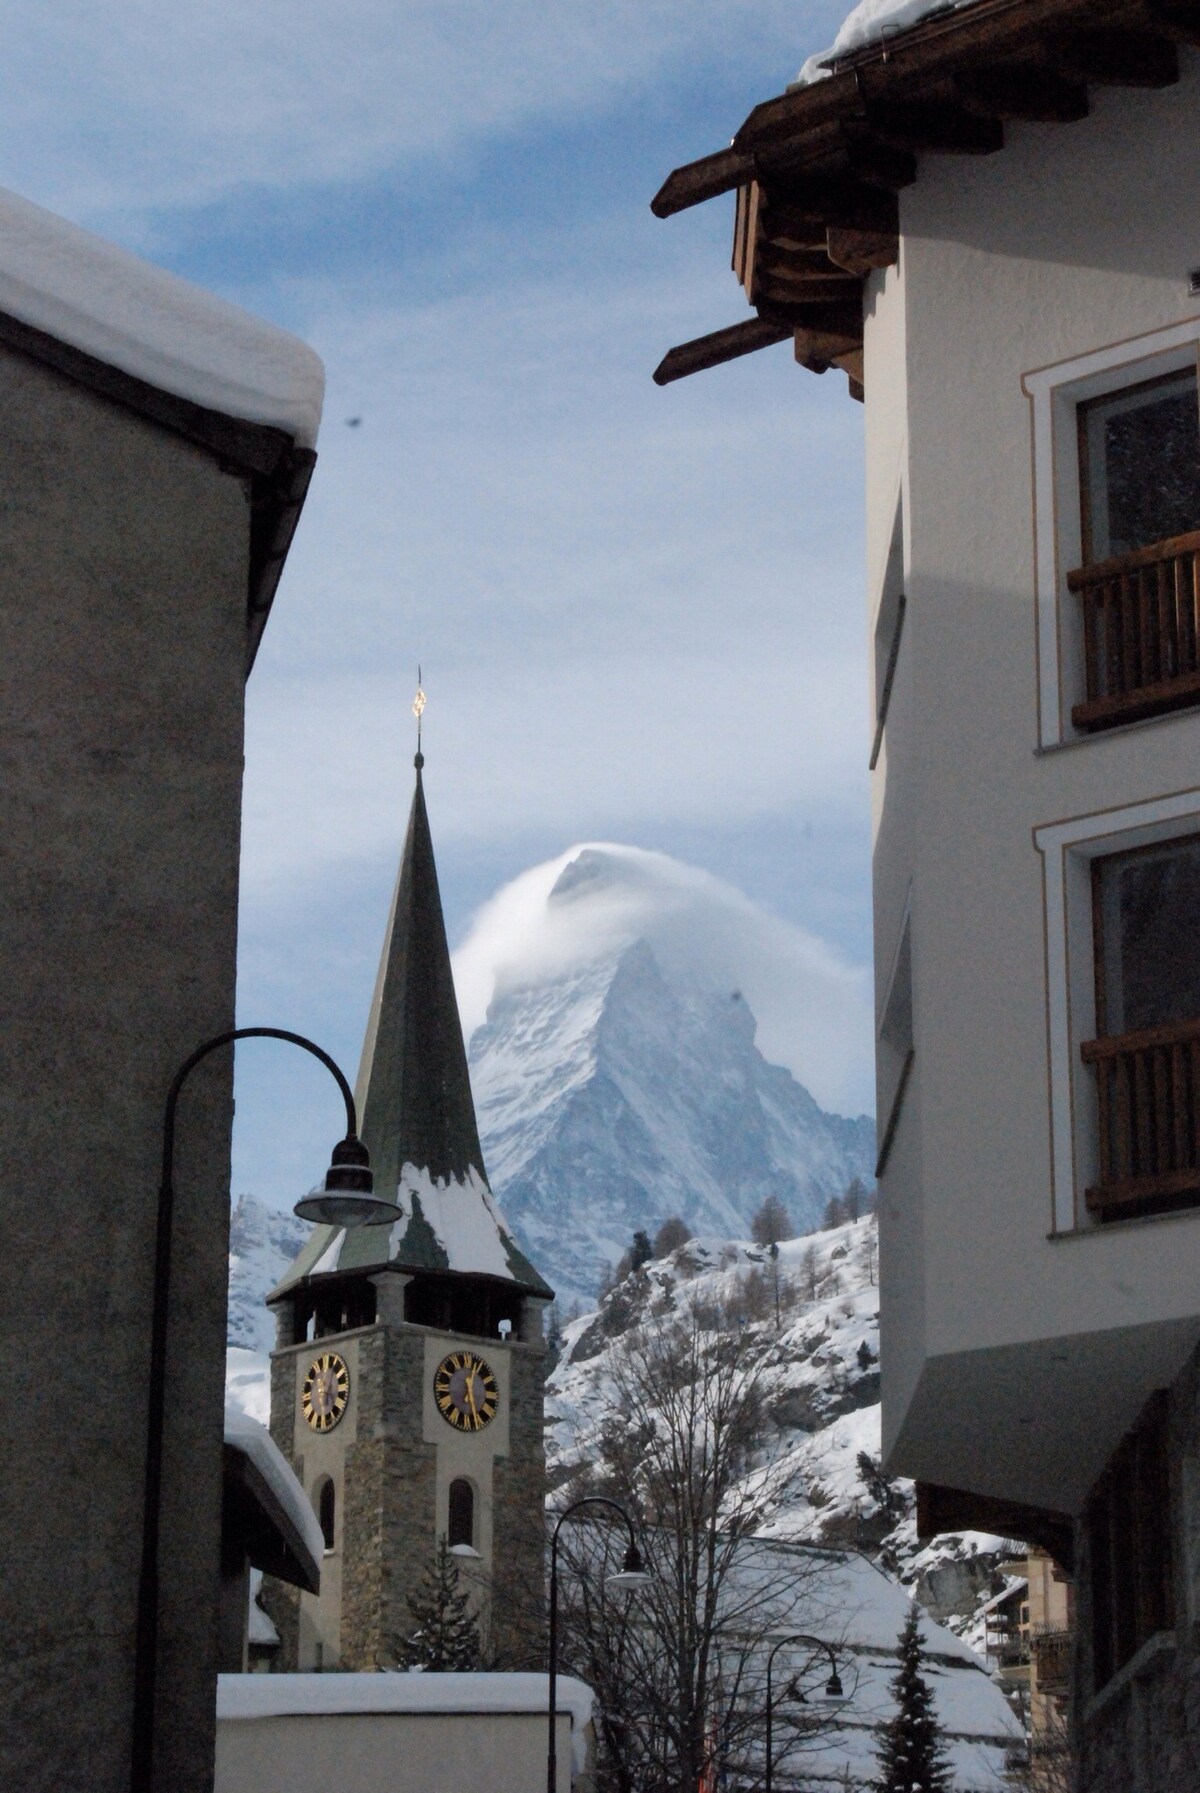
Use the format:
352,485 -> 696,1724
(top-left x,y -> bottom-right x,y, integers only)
547,1213 -> 1022,1659
469,937 -> 875,1310
227,1192 -> 308,1354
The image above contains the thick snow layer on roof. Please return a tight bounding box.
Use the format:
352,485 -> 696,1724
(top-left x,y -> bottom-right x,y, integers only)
224,1405 -> 325,1572
797,0 -> 980,84
0,186 -> 323,446
394,1162 -> 522,1280
217,1671 -> 594,1727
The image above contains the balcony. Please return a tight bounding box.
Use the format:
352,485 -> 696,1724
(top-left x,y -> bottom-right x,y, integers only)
1081,1018 -> 1200,1216
1030,1628 -> 1072,1694
1070,529 -> 1200,731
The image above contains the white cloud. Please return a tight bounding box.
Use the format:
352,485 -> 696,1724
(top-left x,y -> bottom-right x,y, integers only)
1,1 -> 815,223
452,842 -> 874,1115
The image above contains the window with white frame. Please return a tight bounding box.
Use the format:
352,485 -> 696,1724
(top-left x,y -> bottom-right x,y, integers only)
1035,790 -> 1200,1232
1024,323 -> 1200,747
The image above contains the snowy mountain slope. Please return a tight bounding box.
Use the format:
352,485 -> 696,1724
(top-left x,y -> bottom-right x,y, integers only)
548,1216 -> 1018,1658
227,1193 -> 308,1353
469,918 -> 875,1309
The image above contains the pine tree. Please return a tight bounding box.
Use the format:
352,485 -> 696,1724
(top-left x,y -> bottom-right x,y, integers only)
395,1536 -> 481,1670
874,1605 -> 952,1792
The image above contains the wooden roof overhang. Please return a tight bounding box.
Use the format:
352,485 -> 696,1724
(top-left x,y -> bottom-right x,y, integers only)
652,0 -> 1200,398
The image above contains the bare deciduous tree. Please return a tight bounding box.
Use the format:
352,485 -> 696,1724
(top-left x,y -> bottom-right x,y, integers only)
553,1294 -> 842,1792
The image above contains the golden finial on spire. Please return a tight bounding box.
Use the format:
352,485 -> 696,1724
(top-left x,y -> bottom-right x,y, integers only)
412,667 -> 426,765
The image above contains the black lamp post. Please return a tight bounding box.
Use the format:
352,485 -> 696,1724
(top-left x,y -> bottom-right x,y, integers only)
130,1026 -> 403,1793
764,1632 -> 847,1793
547,1495 -> 651,1793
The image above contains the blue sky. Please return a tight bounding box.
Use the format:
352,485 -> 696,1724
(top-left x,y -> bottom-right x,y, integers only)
5,3 -> 872,1209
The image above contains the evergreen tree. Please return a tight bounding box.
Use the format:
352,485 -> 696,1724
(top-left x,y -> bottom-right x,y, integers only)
395,1536 -> 481,1670
630,1229 -> 654,1271
874,1605 -> 952,1792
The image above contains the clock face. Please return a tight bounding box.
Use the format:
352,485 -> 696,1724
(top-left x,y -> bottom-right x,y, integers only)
433,1350 -> 499,1432
302,1352 -> 350,1432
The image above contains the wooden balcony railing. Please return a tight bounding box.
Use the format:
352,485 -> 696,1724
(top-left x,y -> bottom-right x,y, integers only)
1030,1628 -> 1072,1694
1070,528 -> 1200,731
1081,1017 -> 1200,1216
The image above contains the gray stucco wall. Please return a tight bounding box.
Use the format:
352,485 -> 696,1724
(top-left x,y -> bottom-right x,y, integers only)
0,342 -> 253,1792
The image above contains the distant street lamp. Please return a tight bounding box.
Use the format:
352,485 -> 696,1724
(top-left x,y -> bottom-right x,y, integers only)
764,1632 -> 848,1793
547,1495 -> 651,1793
131,1026 -> 403,1793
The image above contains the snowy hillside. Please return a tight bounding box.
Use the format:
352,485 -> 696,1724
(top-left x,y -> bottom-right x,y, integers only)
464,847 -> 875,1308
548,1215 -> 1018,1657
228,1192 -> 308,1353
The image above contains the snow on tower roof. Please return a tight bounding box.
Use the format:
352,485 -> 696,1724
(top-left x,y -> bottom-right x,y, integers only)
0,185 -> 323,446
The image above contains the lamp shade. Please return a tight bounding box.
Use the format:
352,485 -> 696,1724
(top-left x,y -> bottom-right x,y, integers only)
606,1539 -> 652,1594
293,1135 -> 403,1227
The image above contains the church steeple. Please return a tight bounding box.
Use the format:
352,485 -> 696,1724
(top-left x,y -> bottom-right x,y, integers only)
271,751 -> 550,1302
355,751 -> 485,1196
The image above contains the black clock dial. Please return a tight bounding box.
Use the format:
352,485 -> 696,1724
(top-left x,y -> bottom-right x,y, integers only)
302,1351 -> 350,1432
433,1350 -> 499,1432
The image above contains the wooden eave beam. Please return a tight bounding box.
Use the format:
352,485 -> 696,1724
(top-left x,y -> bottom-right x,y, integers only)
652,145 -> 755,219
1050,26 -> 1180,84
827,225 -> 899,275
954,62 -> 1090,119
1142,0 -> 1200,47
732,0 -> 1126,152
861,98 -> 1006,154
651,317 -> 792,385
762,181 -> 900,238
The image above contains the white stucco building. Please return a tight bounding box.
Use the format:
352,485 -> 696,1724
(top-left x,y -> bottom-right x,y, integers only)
654,2 -> 1200,1786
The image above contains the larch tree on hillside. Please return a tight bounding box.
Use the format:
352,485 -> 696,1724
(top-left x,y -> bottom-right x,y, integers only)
873,1604 -> 952,1793
751,1192 -> 793,1246
652,1214 -> 693,1258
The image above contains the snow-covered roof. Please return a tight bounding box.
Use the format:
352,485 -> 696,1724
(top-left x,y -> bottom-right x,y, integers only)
797,0 -> 982,84
217,1671 -> 594,1727
0,186 -> 323,446
224,1406 -> 325,1575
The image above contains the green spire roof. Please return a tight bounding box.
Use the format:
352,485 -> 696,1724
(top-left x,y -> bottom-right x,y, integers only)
271,756 -> 550,1302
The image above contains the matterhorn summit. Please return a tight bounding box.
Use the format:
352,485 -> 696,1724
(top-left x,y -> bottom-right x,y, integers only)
459,845 -> 875,1307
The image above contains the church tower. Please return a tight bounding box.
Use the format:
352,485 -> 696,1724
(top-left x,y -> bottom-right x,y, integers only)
263,749 -> 552,1670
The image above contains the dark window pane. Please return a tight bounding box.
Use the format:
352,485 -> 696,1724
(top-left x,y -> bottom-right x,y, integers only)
1083,371 -> 1200,561
448,1477 -> 474,1549
1098,836 -> 1200,1032
317,1477 -> 335,1550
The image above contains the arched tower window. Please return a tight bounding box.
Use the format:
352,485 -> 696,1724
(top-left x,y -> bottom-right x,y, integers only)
448,1477 -> 475,1550
313,1475 -> 336,1551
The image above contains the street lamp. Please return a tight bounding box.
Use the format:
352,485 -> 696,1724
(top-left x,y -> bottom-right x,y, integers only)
764,1632 -> 848,1793
130,1026 -> 403,1793
547,1495 -> 651,1793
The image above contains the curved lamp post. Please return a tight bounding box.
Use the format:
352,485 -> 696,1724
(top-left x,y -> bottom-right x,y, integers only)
130,1026 -> 403,1793
764,1632 -> 847,1793
547,1495 -> 651,1793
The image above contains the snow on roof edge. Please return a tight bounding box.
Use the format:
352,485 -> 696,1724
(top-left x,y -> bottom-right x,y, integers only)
224,1406 -> 325,1571
0,186 -> 323,448
796,0 -> 982,86
217,1670 -> 595,1726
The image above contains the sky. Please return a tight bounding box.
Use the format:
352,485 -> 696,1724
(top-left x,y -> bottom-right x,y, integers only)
4,2 -> 873,1211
